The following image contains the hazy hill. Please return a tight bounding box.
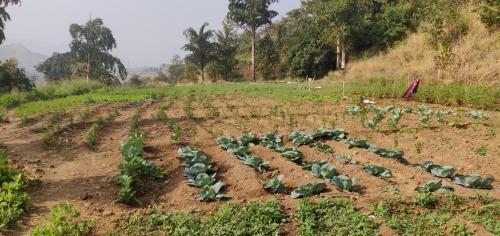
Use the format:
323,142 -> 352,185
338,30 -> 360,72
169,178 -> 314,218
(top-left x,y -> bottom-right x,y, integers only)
0,44 -> 47,80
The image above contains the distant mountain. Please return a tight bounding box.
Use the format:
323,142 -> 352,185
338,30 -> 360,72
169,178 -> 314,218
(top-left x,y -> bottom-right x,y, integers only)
0,44 -> 48,80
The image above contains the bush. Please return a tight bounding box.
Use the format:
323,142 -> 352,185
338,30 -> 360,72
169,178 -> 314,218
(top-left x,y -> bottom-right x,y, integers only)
478,0 -> 500,30
31,203 -> 94,236
412,192 -> 439,208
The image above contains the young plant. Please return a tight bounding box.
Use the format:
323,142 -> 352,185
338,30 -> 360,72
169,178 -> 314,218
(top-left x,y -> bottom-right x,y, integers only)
330,175 -> 359,192
85,118 -> 104,150
291,183 -> 327,199
412,192 -> 438,208
31,203 -> 94,236
453,175 -> 494,190
414,180 -> 452,193
309,142 -> 334,154
264,175 -> 285,193
198,181 -> 229,202
335,155 -> 358,165
289,131 -> 314,146
466,111 -> 489,121
363,165 -> 392,179
421,161 -> 456,178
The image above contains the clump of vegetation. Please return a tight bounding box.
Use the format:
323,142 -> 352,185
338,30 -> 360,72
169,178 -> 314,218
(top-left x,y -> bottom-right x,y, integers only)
130,110 -> 141,133
79,107 -> 96,121
412,192 -> 439,208
297,198 -> 378,235
363,164 -> 392,179
84,117 -> 104,150
117,200 -> 285,235
0,149 -> 30,229
291,183 -> 326,199
474,145 -> 489,157
117,132 -> 164,204
264,175 -> 285,194
31,203 -> 94,236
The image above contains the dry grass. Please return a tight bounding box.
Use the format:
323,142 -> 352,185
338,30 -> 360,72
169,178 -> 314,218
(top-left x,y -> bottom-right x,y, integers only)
328,5 -> 500,86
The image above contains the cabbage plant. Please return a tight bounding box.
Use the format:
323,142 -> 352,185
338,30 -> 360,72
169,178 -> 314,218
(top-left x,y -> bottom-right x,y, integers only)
363,165 -> 392,179
421,161 -> 455,178
264,175 -> 285,193
330,175 -> 358,192
454,175 -> 494,189
291,183 -> 327,199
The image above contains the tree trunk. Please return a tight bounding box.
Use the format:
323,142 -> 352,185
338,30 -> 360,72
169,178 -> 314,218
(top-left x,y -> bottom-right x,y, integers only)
201,67 -> 205,83
251,27 -> 256,82
341,49 -> 346,70
336,39 -> 341,70
87,54 -> 91,82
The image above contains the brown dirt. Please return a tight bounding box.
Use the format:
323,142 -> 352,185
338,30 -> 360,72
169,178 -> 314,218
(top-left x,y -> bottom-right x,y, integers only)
0,95 -> 498,235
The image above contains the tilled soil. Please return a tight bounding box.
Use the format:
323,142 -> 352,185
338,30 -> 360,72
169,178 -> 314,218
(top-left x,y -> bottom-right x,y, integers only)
0,95 -> 498,235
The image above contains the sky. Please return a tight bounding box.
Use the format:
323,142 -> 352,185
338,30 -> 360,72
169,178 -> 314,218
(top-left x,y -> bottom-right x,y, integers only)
3,0 -> 302,68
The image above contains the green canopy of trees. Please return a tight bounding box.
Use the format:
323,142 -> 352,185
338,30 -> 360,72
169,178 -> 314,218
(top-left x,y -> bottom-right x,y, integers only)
183,23 -> 215,83
0,59 -> 34,93
0,0 -> 21,44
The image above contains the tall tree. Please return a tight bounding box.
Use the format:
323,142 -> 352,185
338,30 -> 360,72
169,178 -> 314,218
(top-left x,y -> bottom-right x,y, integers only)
36,52 -> 74,81
69,18 -> 127,84
227,0 -> 278,81
0,0 -> 21,44
182,23 -> 215,83
212,21 -> 239,81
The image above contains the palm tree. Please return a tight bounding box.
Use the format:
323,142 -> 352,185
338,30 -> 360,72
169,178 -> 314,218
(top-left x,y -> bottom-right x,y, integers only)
183,23 -> 215,83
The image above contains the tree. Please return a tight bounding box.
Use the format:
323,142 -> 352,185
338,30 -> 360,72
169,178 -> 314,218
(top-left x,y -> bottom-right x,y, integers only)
211,21 -> 239,81
69,18 -> 127,84
227,0 -> 279,81
166,54 -> 185,83
306,0 -> 367,70
36,52 -> 74,81
0,59 -> 34,93
256,35 -> 279,80
0,0 -> 21,44
182,23 -> 215,83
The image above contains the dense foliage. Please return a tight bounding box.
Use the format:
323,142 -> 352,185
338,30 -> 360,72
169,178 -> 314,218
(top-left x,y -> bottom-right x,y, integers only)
31,203 -> 94,236
0,59 -> 34,93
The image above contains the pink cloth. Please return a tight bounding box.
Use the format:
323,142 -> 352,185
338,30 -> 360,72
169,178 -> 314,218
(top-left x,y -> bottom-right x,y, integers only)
403,77 -> 421,98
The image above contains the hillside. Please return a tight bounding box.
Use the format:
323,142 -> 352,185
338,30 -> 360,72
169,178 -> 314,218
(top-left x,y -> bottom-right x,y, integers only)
329,6 -> 499,86
0,44 -> 47,79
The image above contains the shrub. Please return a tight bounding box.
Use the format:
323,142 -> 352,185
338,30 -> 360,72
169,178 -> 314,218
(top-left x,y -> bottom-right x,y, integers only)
31,203 -> 94,236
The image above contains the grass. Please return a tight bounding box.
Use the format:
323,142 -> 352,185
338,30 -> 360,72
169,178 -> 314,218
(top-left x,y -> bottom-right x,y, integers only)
10,80 -> 499,117
85,117 -> 104,150
296,198 -> 379,236
116,199 -> 285,236
370,192 -> 500,236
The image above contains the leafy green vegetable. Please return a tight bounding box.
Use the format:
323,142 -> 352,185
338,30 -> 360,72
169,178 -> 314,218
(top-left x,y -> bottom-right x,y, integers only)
260,133 -> 283,149
466,111 -> 489,121
330,175 -> 359,192
302,161 -> 327,170
368,144 -> 408,164
335,155 -> 358,164
188,173 -> 217,188
311,128 -> 347,140
263,175 -> 285,193
279,147 -> 304,163
311,163 -> 338,179
216,136 -> 237,150
421,161 -> 456,178
185,163 -> 211,180
289,131 -> 314,146
363,165 -> 392,179
415,180 -> 452,193
366,106 -> 387,129
198,181 -> 229,202
309,142 -> 334,154
454,175 -> 494,190
345,105 -> 362,116
31,203 -> 94,236
388,107 -> 411,126
237,133 -> 259,146
343,138 -> 370,149
291,183 -> 327,199
242,155 -> 269,173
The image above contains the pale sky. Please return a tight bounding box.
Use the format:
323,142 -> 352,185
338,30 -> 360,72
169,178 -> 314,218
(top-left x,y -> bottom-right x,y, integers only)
3,0 -> 301,68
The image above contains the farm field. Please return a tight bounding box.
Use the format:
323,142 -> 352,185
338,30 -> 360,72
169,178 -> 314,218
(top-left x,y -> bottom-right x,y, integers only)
0,83 -> 498,235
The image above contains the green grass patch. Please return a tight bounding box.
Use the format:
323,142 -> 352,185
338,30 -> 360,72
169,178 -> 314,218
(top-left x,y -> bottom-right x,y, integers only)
370,192 -> 499,236
11,79 -> 500,117
31,203 -> 94,236
116,199 -> 285,235
296,198 -> 379,236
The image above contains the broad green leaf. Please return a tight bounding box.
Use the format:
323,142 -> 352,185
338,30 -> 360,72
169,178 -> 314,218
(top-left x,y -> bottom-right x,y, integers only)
343,138 -> 370,149
335,155 -> 358,164
312,128 -> 347,140
330,175 -> 358,192
415,180 -> 444,193
291,183 -> 326,199
264,175 -> 285,193
289,131 -> 314,146
309,142 -> 334,154
237,133 -> 259,146
363,165 -> 392,179
454,175 -> 494,190
188,173 -> 217,188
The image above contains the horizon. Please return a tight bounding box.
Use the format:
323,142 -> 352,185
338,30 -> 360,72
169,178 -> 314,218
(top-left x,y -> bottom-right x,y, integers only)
2,0 -> 301,69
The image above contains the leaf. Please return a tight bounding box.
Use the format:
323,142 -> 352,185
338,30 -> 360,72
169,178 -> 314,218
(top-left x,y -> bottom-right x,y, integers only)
198,181 -> 229,202
185,163 -> 210,179
311,163 -> 337,179
345,105 -> 362,116
188,173 -> 217,188
260,133 -> 283,149
280,148 -> 304,163
421,161 -> 456,178
415,180 -> 443,193
264,175 -> 285,193
289,131 -> 314,146
237,133 -> 259,146
243,155 -> 269,173
343,138 -> 370,149
335,155 -> 358,164
330,175 -> 358,192
302,161 -> 327,170
453,175 -> 494,190
309,142 -> 334,154
466,111 -> 489,121
312,128 -> 347,140
291,183 -> 326,199
216,136 -> 237,150
363,165 -> 392,179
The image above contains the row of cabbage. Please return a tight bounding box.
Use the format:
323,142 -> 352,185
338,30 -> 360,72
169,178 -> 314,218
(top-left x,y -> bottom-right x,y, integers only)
178,147 -> 229,202
345,104 -> 490,128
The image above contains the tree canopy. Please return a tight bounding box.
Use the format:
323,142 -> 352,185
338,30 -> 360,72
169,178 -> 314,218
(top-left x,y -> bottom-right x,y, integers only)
0,59 -> 34,93
0,0 -> 21,44
69,18 -> 127,84
36,52 -> 74,81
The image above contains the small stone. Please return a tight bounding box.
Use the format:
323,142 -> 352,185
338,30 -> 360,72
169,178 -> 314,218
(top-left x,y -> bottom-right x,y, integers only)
103,211 -> 114,217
